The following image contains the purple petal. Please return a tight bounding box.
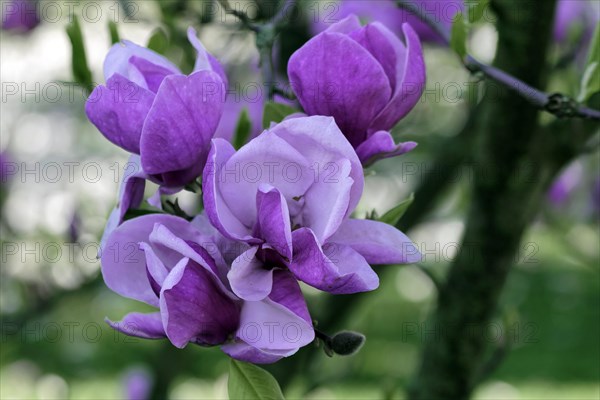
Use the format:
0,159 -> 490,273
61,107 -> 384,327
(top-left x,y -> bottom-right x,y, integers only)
104,40 -> 179,85
302,158 -> 354,243
107,312 -> 165,339
187,27 -> 229,87
349,22 -> 400,89
203,139 -> 256,241
324,14 -> 362,34
217,130 -> 313,229
140,70 -> 225,187
256,185 -> 292,260
129,56 -> 180,93
228,247 -> 274,301
288,31 -> 392,146
85,74 -> 155,154
160,258 -> 241,348
234,298 -> 314,352
100,215 -> 206,306
99,155 -> 147,250
289,228 -> 379,294
220,342 -> 293,364
268,270 -> 312,324
355,131 -> 417,165
369,23 -> 425,132
328,218 -> 422,264
140,242 -> 168,291
268,116 -> 365,221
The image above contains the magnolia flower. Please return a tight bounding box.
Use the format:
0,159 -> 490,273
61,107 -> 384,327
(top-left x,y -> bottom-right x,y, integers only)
203,115 -> 421,299
288,15 -> 426,165
1,0 -> 40,32
311,0 -> 462,44
102,214 -> 314,364
553,0 -> 598,44
86,28 -> 227,188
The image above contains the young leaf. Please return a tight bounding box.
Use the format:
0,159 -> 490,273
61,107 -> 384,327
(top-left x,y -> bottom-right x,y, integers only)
262,102 -> 297,129
450,11 -> 468,60
108,20 -> 120,44
379,193 -> 415,226
578,24 -> 600,103
228,359 -> 285,400
147,28 -> 169,55
66,14 -> 93,93
233,108 -> 252,149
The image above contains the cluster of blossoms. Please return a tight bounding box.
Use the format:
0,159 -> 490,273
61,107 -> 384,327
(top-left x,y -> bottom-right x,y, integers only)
88,17 -> 423,363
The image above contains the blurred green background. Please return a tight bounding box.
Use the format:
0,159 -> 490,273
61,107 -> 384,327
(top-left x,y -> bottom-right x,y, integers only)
1,0 -> 598,399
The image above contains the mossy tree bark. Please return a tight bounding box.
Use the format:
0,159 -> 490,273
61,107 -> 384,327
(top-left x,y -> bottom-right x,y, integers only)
406,0 -> 597,398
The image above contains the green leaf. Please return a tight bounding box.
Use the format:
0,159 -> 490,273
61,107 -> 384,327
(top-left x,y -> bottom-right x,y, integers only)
66,14 -> 93,93
450,11 -> 468,60
262,102 -> 297,129
466,0 -> 489,24
228,359 -> 285,400
108,20 -> 120,44
147,28 -> 169,55
379,193 -> 415,226
233,108 -> 252,149
578,24 -> 600,102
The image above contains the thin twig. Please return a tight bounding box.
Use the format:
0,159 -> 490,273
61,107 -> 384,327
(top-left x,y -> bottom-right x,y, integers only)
395,0 -> 600,121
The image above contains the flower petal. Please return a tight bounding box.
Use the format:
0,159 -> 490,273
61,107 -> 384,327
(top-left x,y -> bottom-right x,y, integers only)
289,228 -> 379,294
369,23 -> 425,132
355,131 -> 417,165
328,218 -> 422,264
107,312 -> 165,339
187,27 -> 228,86
268,116 -> 364,222
100,215 -> 206,306
288,31 -> 392,146
268,270 -> 312,324
234,298 -> 314,352
203,139 -> 256,241
140,70 -> 225,187
256,185 -> 292,260
160,258 -> 241,348
85,74 -> 154,154
220,342 -> 293,364
104,40 -> 179,85
228,247 -> 274,301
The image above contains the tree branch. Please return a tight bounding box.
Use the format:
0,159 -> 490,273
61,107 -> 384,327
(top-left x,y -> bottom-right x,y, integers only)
395,0 -> 600,121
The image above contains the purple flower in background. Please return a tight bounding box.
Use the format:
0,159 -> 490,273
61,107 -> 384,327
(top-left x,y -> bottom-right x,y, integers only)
311,0 -> 462,44
102,214 -> 314,363
547,162 -> 583,207
86,28 -> 227,188
0,151 -> 13,185
1,0 -> 39,32
123,368 -> 152,400
203,115 -> 421,299
215,94 -> 265,142
288,15 -> 426,165
553,0 -> 599,44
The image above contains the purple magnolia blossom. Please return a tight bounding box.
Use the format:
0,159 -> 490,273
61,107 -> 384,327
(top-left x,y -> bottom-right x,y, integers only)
123,368 -> 152,400
102,213 -> 314,363
547,162 -> 583,207
288,15 -> 426,165
1,0 -> 39,32
86,28 -> 227,189
553,0 -> 599,44
311,0 -> 462,44
203,115 -> 421,299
